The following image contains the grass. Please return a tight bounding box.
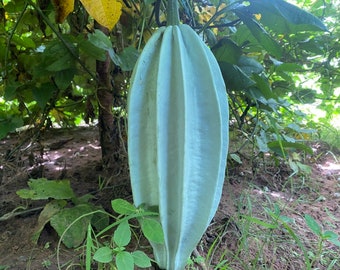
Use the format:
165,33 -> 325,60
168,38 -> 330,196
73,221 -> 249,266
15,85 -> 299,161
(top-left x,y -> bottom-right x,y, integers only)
197,166 -> 340,270
318,124 -> 340,150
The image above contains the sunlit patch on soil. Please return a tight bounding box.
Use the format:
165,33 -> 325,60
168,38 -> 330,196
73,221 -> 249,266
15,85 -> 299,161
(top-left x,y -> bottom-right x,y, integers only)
318,162 -> 340,172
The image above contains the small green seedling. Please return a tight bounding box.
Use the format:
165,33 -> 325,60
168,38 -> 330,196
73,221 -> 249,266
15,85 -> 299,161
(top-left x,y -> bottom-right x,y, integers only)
304,214 -> 340,267
85,199 -> 164,270
305,214 -> 340,247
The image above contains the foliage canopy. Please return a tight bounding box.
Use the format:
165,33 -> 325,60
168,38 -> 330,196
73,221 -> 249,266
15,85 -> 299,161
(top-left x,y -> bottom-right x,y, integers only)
0,0 -> 339,152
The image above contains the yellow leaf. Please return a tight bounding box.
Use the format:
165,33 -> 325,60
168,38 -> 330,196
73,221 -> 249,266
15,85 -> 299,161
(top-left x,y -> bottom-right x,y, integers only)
80,0 -> 122,30
254,13 -> 262,21
51,0 -> 75,23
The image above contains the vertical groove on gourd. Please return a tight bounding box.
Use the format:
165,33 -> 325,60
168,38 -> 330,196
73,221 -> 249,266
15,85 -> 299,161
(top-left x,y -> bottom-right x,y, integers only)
157,26 -> 186,266
179,24 -> 229,222
128,28 -> 165,208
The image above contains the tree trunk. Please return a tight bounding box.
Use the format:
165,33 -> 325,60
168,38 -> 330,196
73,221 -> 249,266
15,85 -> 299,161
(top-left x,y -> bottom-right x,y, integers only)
95,22 -> 123,171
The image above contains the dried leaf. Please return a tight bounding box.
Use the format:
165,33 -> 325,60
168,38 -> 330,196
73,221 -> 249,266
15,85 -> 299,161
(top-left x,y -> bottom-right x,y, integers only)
80,0 -> 122,30
52,0 -> 75,23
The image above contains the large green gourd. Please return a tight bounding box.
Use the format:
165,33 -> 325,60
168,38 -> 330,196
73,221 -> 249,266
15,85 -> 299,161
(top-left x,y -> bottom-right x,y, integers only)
127,2 -> 229,269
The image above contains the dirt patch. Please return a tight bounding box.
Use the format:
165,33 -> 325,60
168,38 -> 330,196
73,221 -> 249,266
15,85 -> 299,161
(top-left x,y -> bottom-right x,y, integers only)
204,143 -> 340,269
0,127 -> 339,269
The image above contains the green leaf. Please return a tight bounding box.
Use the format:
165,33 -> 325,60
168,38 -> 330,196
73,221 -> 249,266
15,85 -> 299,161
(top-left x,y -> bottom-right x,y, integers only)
131,250 -> 152,268
288,159 -> 299,175
4,81 -> 21,100
50,204 -> 93,248
323,230 -> 338,241
267,141 -> 313,156
111,199 -> 136,215
116,251 -> 134,270
279,218 -> 311,269
32,200 -> 67,244
252,74 -> 275,99
88,29 -> 112,51
230,153 -> 242,164
296,162 -> 311,175
282,134 -> 296,143
233,6 -> 283,58
88,30 -> 131,69
91,210 -> 110,231
297,38 -> 324,55
0,117 -> 23,140
93,246 -> 113,263
256,133 -> 270,152
241,215 -> 278,229
16,178 -> 75,200
212,38 -> 242,65
73,194 -> 95,204
46,53 -> 74,72
245,0 -> 327,33
141,218 -> 164,244
216,55 -> 263,91
287,123 -> 315,134
323,231 -> 340,247
219,62 -> 255,90
86,223 -> 94,270
4,0 -> 26,12
275,63 -> 303,73
78,35 -> 107,61
204,29 -> 217,47
32,83 -> 57,109
54,69 -> 75,91
271,0 -> 327,31
11,34 -> 36,48
291,89 -> 317,104
118,46 -> 139,71
304,214 -> 322,236
329,238 -> 340,247
37,39 -> 76,73
238,55 -> 264,76
108,49 -> 122,67
278,215 -> 294,224
113,220 -> 131,247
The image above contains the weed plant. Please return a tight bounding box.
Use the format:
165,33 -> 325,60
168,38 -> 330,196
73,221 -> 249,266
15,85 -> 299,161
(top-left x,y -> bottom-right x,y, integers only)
200,185 -> 340,270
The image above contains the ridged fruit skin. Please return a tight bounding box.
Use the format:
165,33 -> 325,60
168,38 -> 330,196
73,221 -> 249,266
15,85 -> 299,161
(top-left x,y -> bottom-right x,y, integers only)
128,24 -> 229,270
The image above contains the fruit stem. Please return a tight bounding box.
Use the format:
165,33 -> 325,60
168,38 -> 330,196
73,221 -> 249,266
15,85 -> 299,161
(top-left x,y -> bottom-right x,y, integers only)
167,0 -> 180,26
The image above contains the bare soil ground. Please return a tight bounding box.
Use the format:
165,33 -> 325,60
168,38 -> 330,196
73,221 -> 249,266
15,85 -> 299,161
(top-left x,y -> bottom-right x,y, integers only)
0,127 -> 339,270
